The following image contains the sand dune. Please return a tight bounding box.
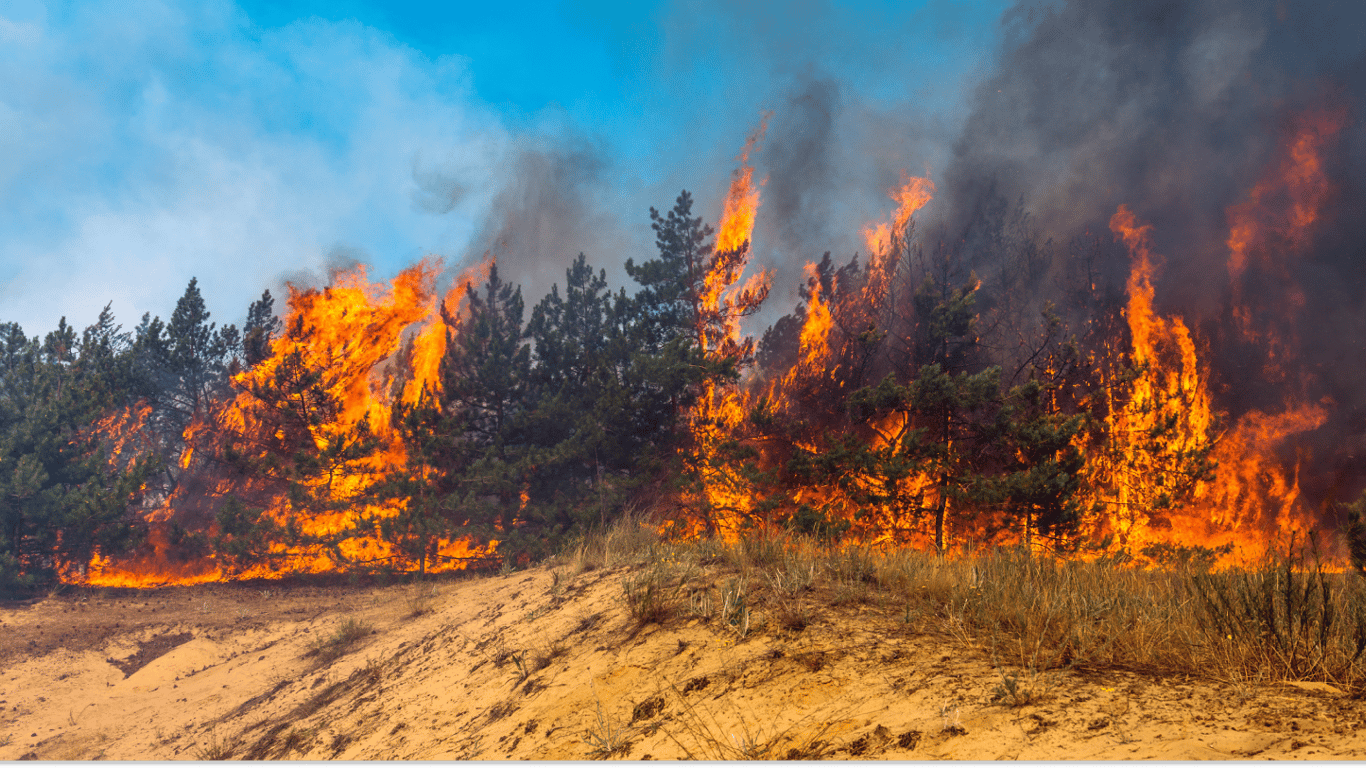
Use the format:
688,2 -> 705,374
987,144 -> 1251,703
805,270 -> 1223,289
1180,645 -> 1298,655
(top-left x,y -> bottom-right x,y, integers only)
2,559 -> 1365,760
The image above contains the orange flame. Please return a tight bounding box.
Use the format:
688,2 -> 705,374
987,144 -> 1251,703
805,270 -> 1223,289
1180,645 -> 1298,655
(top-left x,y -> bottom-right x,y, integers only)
78,259 -> 496,587
862,171 -> 935,257
678,119 -> 777,538
1085,205 -> 1327,568
714,113 -> 770,255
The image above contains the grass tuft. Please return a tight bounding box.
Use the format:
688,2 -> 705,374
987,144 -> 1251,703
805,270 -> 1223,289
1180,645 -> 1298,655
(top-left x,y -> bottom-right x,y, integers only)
306,618 -> 374,664
584,692 -> 631,759
405,583 -> 440,618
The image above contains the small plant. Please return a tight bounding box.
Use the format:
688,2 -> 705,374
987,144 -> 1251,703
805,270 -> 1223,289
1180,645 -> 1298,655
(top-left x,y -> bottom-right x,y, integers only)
735,529 -> 787,573
989,666 -> 1052,707
193,732 -> 232,761
827,544 -> 879,586
406,583 -> 439,617
830,577 -> 874,606
306,618 -> 374,664
623,565 -> 678,625
660,684 -> 834,760
938,702 -> 964,734
585,692 -> 630,758
509,652 -> 530,682
574,507 -> 661,572
532,641 -> 569,673
279,727 -> 317,756
772,598 -> 811,632
689,587 -> 714,618
720,578 -> 751,638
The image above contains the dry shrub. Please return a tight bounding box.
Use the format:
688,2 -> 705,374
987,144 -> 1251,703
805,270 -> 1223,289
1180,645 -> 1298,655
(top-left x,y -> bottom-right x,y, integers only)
623,564 -> 680,625
405,583 -> 439,618
1188,540 -> 1366,689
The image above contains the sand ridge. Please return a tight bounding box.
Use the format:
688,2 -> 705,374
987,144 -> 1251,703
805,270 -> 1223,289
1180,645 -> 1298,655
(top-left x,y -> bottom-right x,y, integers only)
2,561 -> 1366,760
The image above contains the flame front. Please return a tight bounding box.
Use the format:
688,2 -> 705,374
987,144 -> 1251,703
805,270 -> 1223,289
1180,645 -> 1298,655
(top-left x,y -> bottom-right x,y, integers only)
66,103 -> 1352,586
1077,204 -> 1328,567
82,260 -> 494,587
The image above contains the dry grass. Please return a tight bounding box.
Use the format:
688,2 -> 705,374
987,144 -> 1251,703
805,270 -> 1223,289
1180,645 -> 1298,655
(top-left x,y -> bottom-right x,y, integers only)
566,506 -> 662,573
404,583 -> 440,618
305,618 -> 374,664
659,682 -> 837,760
563,514 -> 1366,696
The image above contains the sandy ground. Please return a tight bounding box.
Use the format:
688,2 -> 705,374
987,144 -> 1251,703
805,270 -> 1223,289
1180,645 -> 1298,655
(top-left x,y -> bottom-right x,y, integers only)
2,561 -> 1366,760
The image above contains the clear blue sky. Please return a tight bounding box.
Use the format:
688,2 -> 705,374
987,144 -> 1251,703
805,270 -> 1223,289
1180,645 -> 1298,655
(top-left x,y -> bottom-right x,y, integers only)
0,0 -> 1011,334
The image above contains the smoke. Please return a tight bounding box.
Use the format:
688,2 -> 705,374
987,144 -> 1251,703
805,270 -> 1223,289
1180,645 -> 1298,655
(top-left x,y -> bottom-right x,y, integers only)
764,78 -> 842,266
930,0 -> 1366,507
459,137 -> 631,311
0,1 -> 509,335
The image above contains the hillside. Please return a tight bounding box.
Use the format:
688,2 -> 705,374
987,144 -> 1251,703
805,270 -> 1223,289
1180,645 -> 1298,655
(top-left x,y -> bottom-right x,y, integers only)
3,528 -> 1366,760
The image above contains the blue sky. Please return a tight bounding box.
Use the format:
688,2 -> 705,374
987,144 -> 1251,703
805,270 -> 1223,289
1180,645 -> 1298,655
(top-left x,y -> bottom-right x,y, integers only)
0,0 -> 1011,334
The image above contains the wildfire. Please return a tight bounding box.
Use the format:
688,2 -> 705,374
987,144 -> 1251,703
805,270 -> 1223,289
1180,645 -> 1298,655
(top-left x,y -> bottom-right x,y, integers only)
1084,204 -> 1328,568
679,118 -> 774,538
862,172 -> 935,258
1226,106 -> 1346,352
61,100 -> 1350,587
79,259 -> 495,587
685,170 -> 944,544
1082,206 -> 1218,551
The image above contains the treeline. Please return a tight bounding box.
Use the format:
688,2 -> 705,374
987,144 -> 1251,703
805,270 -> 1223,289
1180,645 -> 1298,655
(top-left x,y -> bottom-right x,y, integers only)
0,190 -> 1222,589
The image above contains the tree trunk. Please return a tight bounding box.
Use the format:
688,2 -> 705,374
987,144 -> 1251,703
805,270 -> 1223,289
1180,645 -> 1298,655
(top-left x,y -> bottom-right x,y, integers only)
934,488 -> 948,556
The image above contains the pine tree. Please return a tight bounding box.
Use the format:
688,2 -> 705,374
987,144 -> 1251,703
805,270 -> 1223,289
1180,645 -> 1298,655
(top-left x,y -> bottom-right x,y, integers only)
242,289 -> 282,368
625,191 -> 712,352
384,263 -> 533,561
0,318 -> 152,590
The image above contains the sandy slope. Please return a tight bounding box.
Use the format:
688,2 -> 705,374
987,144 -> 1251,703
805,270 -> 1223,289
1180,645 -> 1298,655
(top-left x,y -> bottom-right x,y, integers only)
2,560 -> 1366,760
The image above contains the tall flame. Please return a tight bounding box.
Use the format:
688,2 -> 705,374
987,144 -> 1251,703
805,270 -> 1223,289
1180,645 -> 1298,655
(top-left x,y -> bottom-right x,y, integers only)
1083,205 -> 1327,568
713,113 -> 770,255
81,259 -> 495,587
862,172 -> 936,257
680,118 -> 774,538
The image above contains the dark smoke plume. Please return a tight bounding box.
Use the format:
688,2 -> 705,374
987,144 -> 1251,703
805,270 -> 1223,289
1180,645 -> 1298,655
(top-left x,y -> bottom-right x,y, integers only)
461,138 -> 624,308
936,0 -> 1366,509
